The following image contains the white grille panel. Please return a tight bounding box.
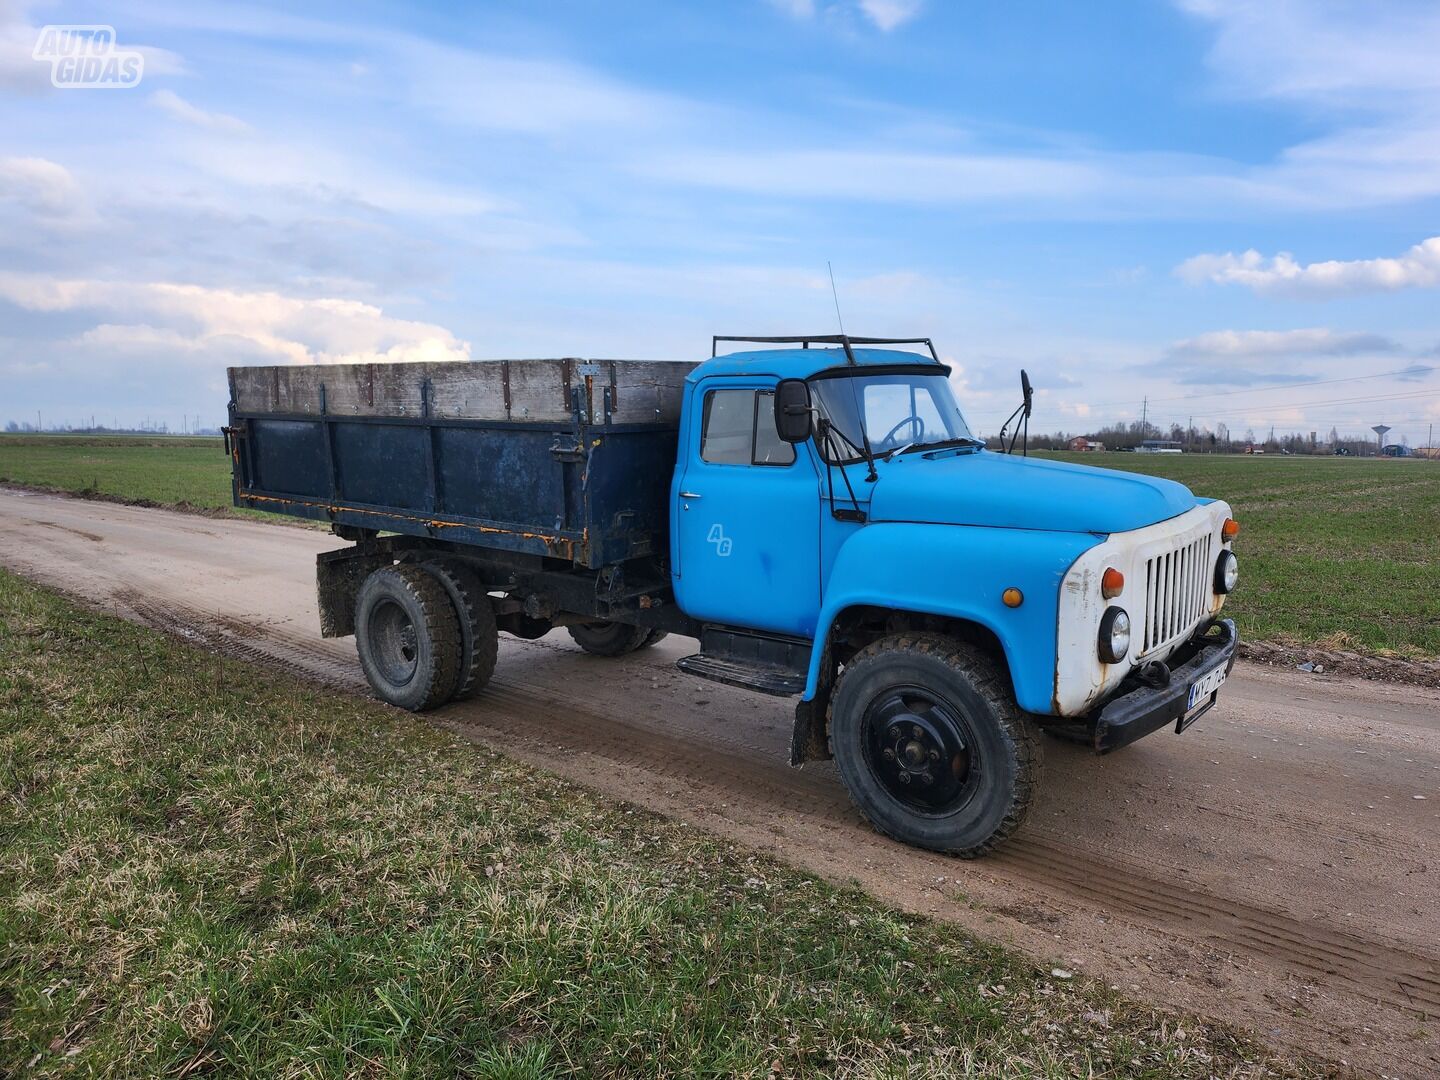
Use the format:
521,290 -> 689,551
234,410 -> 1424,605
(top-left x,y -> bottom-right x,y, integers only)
1143,533 -> 1212,653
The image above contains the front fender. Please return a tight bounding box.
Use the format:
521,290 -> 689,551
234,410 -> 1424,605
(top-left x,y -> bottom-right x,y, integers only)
806,522 -> 1100,715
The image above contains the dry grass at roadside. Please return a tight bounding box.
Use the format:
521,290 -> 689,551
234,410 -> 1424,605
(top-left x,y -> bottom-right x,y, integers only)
0,571 -> 1325,1078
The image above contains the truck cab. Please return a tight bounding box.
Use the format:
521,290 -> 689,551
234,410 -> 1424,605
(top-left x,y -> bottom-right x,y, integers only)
227,334 -> 1238,857
665,336 -> 1238,854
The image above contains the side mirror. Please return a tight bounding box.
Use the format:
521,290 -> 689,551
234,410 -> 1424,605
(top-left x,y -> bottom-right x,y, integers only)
1020,369 -> 1033,419
774,378 -> 813,443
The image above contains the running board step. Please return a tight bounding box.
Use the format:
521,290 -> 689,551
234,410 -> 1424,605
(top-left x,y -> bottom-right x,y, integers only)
676,655 -> 807,696
675,626 -> 812,697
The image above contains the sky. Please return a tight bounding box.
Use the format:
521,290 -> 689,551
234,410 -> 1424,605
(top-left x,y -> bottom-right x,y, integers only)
2,0 -> 1439,445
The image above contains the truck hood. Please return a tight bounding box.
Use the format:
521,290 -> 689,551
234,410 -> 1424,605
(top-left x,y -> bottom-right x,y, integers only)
866,451 -> 1197,534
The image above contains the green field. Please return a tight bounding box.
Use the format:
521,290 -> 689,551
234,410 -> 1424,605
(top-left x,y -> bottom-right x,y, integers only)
1041,451 -> 1440,657
0,572 -> 1316,1078
0,434 -> 237,510
2,435 -> 1436,657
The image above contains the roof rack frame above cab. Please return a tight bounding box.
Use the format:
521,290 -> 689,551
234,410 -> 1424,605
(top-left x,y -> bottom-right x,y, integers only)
711,334 -> 941,366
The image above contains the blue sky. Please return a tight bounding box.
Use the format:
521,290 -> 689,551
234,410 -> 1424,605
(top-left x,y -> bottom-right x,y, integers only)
2,0 -> 1439,444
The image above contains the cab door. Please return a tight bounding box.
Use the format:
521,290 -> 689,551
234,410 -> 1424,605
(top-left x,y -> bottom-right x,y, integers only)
671,380 -> 822,637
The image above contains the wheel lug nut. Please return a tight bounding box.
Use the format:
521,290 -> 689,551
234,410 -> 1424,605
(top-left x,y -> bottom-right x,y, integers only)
897,770 -> 911,784
929,749 -> 940,761
882,748 -> 895,761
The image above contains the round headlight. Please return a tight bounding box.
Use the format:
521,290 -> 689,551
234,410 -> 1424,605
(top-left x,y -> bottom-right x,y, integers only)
1098,606 -> 1130,664
1215,550 -> 1239,594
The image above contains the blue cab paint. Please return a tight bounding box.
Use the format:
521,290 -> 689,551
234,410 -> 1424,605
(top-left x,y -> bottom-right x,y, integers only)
669,346 -> 1201,717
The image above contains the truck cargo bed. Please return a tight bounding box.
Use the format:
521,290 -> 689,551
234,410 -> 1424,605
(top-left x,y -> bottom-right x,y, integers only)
226,358 -> 695,568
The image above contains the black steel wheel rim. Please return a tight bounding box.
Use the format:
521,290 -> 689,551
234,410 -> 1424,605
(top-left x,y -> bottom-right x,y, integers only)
370,598 -> 419,685
861,685 -> 980,815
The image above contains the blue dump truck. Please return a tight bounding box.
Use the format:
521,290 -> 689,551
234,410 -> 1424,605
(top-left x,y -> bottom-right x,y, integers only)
226,335 -> 1239,856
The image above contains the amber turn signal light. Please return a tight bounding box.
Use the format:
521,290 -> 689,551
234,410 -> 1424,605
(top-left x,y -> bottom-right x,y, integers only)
1222,517 -> 1240,540
1002,587 -> 1024,608
1101,567 -> 1125,599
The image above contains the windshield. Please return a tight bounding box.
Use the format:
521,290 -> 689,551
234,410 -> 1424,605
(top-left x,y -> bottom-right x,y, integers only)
810,372 -> 974,463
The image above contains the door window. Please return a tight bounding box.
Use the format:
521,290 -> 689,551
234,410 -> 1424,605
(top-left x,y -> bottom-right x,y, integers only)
700,389 -> 795,466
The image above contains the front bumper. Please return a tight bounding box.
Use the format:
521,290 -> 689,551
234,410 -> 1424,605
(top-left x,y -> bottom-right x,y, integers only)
1091,618 -> 1238,753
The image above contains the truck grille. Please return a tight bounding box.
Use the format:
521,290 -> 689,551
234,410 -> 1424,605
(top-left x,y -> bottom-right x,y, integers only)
1142,533 -> 1213,653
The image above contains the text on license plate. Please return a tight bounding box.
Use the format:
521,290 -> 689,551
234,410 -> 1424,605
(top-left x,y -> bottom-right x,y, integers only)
1187,666 -> 1227,710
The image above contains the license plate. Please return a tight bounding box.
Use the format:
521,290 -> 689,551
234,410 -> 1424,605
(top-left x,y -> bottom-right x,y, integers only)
1179,665 -> 1227,731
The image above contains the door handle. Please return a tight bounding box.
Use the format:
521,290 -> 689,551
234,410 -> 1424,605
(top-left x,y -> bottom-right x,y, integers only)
680,491 -> 702,499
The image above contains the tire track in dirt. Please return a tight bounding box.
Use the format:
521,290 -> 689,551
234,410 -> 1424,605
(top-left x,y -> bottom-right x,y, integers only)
478,674 -> 1440,1018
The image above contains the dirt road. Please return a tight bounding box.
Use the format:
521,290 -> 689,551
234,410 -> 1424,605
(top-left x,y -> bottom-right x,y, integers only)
2,486 -> 1436,1076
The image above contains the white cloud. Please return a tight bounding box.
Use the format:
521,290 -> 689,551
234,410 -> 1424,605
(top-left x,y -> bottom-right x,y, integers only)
0,274 -> 471,366
1167,328 -> 1398,361
638,147 -> 1109,205
857,0 -> 924,32
1176,237 -> 1440,296
764,0 -> 923,33
399,43 -> 688,137
765,0 -> 817,17
1176,0 -> 1440,104
0,5 -> 186,91
0,155 -> 81,216
149,89 -> 251,134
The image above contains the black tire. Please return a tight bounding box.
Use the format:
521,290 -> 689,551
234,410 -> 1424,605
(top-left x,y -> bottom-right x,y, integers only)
638,628 -> 670,649
421,561 -> 498,700
828,633 -> 1041,857
354,564 -> 463,711
566,620 -> 650,657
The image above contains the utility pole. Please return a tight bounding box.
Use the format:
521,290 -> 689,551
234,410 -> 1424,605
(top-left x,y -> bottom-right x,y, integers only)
1140,397 -> 1147,433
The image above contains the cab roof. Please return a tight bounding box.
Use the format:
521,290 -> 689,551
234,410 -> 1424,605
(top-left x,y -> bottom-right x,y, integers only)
692,346 -> 948,383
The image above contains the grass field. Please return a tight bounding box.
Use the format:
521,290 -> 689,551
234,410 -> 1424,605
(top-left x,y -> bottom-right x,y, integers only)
2,434 -> 1436,657
1041,452 -> 1440,657
0,571 -> 1317,1078
0,434 -> 237,511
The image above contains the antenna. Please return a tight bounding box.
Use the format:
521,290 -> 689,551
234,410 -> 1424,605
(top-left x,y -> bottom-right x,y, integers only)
827,261 -> 846,337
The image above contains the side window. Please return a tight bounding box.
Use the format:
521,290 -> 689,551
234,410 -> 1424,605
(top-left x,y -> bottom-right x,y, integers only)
701,389 -> 797,466
701,390 -> 754,464
752,392 -> 795,465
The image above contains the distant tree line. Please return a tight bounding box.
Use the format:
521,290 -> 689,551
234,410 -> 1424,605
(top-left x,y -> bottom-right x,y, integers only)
3,421 -> 222,436
983,419 -> 1409,456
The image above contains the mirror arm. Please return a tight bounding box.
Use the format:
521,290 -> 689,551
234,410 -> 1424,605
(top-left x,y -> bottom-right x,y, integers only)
818,420 -> 867,522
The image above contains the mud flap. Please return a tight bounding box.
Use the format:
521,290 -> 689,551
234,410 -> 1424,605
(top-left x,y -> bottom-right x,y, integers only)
316,547 -> 392,638
790,697 -> 832,766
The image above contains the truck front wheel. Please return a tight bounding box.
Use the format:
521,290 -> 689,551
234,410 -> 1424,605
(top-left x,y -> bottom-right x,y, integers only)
566,620 -> 650,657
828,633 -> 1041,857
354,564 -> 463,711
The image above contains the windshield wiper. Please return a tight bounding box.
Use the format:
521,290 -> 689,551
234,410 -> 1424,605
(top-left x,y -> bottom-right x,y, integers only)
906,436 -> 983,455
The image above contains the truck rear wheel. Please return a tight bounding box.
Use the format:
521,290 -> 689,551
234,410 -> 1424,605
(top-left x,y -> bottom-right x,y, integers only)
421,560 -> 498,700
828,633 -> 1041,857
354,564 -> 463,711
566,620 -> 650,657
639,629 -> 669,649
